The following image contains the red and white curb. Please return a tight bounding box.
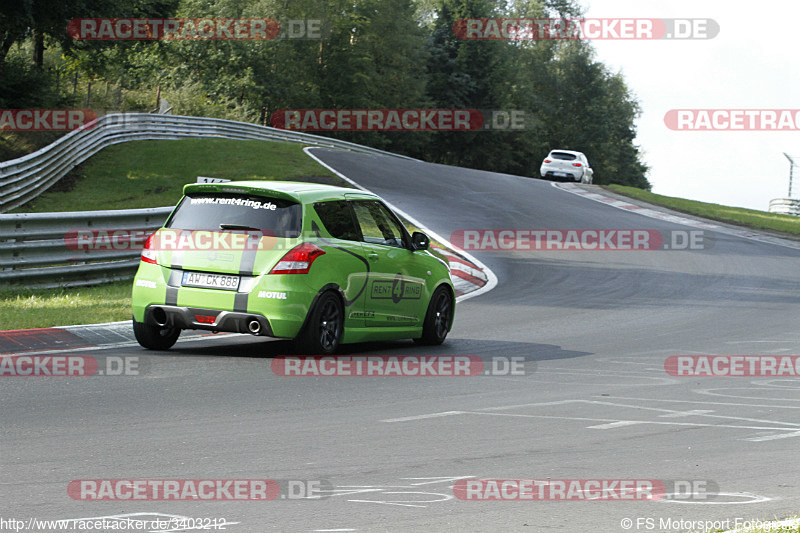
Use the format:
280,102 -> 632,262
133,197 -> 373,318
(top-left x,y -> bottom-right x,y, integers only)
554,182 -> 800,251
0,322 -> 227,356
431,245 -> 489,298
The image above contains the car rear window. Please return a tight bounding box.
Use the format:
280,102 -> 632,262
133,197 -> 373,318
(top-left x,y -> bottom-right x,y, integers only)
550,152 -> 577,161
166,193 -> 302,237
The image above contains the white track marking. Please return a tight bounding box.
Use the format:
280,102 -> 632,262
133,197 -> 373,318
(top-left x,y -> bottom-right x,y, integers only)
381,410 -> 464,422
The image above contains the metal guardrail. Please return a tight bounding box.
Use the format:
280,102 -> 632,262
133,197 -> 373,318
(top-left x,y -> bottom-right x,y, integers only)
0,113 -> 416,287
0,207 -> 172,288
768,198 -> 800,216
0,112 -> 415,214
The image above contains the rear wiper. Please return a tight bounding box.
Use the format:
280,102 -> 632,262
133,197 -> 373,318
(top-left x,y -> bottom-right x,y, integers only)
219,223 -> 261,231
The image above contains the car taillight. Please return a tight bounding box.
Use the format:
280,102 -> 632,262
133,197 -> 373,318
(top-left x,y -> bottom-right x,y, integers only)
544,159 -> 551,163
141,233 -> 158,264
269,242 -> 326,275
572,163 -> 582,167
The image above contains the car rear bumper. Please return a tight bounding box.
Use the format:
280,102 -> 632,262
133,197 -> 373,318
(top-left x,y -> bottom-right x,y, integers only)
542,170 -> 582,181
144,304 -> 275,337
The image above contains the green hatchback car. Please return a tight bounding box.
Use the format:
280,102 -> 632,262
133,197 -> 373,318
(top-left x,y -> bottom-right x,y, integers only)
131,181 -> 455,354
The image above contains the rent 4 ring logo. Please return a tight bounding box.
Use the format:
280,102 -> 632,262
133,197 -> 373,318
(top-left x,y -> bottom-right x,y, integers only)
270,109 -> 532,131
453,18 -> 719,40
450,229 -> 714,251
371,277 -> 422,302
0,109 -> 97,131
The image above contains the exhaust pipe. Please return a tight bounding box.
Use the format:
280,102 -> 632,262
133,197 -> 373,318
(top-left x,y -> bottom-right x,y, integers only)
247,319 -> 262,335
152,307 -> 168,327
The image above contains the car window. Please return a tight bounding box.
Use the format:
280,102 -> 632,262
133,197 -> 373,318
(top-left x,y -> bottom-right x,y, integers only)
352,200 -> 407,248
551,152 -> 577,161
313,200 -> 361,241
166,193 -> 301,238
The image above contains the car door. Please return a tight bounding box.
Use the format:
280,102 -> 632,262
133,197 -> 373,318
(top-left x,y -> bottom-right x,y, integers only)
349,199 -> 430,327
311,199 -> 369,327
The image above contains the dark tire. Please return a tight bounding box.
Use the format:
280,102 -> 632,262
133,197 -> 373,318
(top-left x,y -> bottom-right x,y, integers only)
296,292 -> 343,355
415,286 -> 453,345
133,318 -> 180,350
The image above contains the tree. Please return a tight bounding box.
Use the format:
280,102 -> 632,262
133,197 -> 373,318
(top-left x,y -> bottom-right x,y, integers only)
423,0 -> 516,169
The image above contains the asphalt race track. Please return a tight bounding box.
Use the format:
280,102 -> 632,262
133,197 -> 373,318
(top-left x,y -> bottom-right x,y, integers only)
3,148 -> 800,532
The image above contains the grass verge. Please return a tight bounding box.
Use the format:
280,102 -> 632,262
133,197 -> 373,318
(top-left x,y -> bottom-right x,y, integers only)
0,280 -> 132,330
605,185 -> 800,236
11,138 -> 345,213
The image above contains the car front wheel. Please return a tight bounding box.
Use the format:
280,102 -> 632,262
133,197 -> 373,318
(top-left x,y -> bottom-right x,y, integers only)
415,286 -> 452,345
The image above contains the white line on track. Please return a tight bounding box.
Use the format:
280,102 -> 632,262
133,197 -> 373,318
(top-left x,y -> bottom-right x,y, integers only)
658,492 -> 772,505
381,410 -> 465,423
602,395 -> 800,409
697,389 -> 800,401
658,409 -> 715,418
586,421 -> 644,429
382,399 -> 800,440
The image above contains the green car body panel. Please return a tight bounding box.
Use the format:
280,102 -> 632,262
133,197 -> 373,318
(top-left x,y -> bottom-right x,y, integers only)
131,181 -> 455,346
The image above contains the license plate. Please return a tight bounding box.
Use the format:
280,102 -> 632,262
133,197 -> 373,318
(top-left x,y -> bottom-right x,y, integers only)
182,271 -> 240,291
554,172 -> 568,177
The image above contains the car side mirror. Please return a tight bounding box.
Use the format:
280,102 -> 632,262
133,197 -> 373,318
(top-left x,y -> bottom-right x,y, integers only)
411,231 -> 429,251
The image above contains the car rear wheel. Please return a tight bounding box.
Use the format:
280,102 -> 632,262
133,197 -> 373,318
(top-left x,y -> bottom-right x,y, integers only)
297,292 -> 343,355
132,317 -> 181,350
415,286 -> 452,345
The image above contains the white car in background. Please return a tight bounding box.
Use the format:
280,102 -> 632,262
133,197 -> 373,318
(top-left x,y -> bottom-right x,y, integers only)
540,150 -> 593,184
